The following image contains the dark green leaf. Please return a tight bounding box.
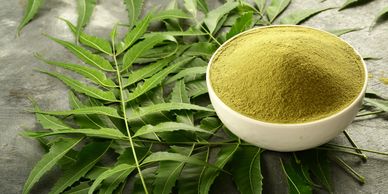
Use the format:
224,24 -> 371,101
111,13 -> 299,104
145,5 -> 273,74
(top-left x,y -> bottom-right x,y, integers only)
165,66 -> 207,84
39,70 -> 117,102
370,6 -> 388,30
76,0 -> 96,42
203,2 -> 239,34
22,137 -> 83,194
133,122 -> 212,137
49,141 -> 111,194
266,0 -> 291,23
177,151 -> 208,194
280,159 -> 313,194
35,106 -> 122,119
124,0 -> 144,28
197,0 -> 208,13
280,7 -> 334,25
186,80 -> 208,98
170,80 -> 193,125
62,182 -> 90,194
32,101 -> 69,131
226,12 -> 254,39
47,36 -> 114,72
23,128 -> 127,140
231,146 -> 263,194
184,42 -> 216,58
142,152 -> 213,167
17,0 -> 44,35
328,27 -> 362,36
152,9 -> 191,21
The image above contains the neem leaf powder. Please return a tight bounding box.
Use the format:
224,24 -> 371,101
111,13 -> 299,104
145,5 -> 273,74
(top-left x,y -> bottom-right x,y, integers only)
209,26 -> 365,124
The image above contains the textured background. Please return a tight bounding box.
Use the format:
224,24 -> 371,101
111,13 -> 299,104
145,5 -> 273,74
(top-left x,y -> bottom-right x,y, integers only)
0,0 -> 388,193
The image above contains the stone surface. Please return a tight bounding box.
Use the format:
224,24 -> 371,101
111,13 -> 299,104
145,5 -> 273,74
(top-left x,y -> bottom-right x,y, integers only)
0,0 -> 387,194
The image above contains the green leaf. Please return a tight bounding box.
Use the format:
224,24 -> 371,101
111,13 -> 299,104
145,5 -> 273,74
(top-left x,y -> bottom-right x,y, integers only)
122,34 -> 176,71
370,6 -> 388,31
280,159 -> 313,194
76,0 -> 96,42
127,102 -> 213,121
231,146 -> 263,194
165,66 -> 207,84
62,182 -> 90,194
197,0 -> 208,13
47,36 -> 114,72
32,101 -> 69,131
35,106 -> 122,119
177,151 -> 208,194
186,80 -> 208,98
199,144 -> 239,194
23,128 -> 127,140
170,80 -> 193,125
226,12 -> 254,39
123,57 -> 174,87
255,0 -> 267,14
142,152 -> 213,167
327,27 -> 362,36
203,2 -> 239,34
133,122 -> 212,137
266,0 -> 291,23
88,163 -> 135,194
61,18 -> 112,55
124,0 -> 144,28
22,137 -> 83,194
17,0 -> 44,35
39,70 -> 117,102
36,54 -> 116,88
184,42 -> 216,58
143,28 -> 207,37
339,0 -> 373,11
280,7 -> 333,25
364,98 -> 388,112
151,9 -> 191,21
184,0 -> 197,17
125,56 -> 194,102
49,141 -> 111,194
116,14 -> 152,55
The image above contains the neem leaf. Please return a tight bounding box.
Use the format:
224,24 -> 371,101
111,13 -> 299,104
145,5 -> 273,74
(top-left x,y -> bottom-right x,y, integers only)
364,98 -> 388,112
370,6 -> 388,31
49,141 -> 112,194
76,0 -> 96,42
23,128 -> 127,140
61,18 -> 112,55
231,146 -> 263,194
122,34 -> 176,71
133,122 -> 212,137
177,151 -> 208,194
280,7 -> 334,25
199,144 -> 239,194
31,100 -> 69,131
266,0 -> 291,23
124,0 -> 144,28
22,137 -> 83,194
46,35 -> 114,72
184,42 -> 217,59
38,70 -> 117,102
226,12 -> 254,39
184,0 -> 197,17
142,152 -> 212,167
197,0 -> 209,13
328,27 -> 362,36
170,80 -> 193,125
186,80 -> 208,98
35,106 -> 122,118
152,9 -> 191,21
203,2 -> 239,34
62,182 -> 91,194
143,28 -> 207,37
153,160 -> 187,194
36,54 -> 116,88
17,0 -> 44,35
89,163 -> 135,194
339,0 -> 373,11
280,159 -> 313,194
255,0 -> 267,14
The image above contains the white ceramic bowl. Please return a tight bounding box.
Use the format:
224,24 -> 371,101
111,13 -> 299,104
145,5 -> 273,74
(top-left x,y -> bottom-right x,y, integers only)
206,25 -> 368,152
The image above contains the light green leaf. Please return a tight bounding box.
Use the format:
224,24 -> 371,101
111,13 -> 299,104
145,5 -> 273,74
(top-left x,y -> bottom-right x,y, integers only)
203,2 -> 239,34
231,146 -> 263,194
266,0 -> 291,23
17,0 -> 44,35
127,102 -> 213,121
116,14 -> 152,55
88,163 -> 135,194
125,56 -> 194,102
280,7 -> 334,25
370,6 -> 388,31
280,159 -> 313,194
123,57 -> 174,87
364,98 -> 388,112
165,66 -> 207,84
186,80 -> 208,98
197,0 -> 208,13
36,54 -> 116,88
226,12 -> 254,39
199,144 -> 239,194
170,80 -> 193,125
23,128 -> 127,140
143,28 -> 206,37
133,122 -> 212,137
124,0 -> 144,28
184,0 -> 197,17
255,0 -> 267,14
339,0 -> 373,11
22,137 -> 83,194
39,70 -> 117,102
35,106 -> 121,118
61,18 -> 112,55
49,141 -> 111,194
142,152 -> 213,167
184,42 -> 216,58
327,27 -> 362,36
122,34 -> 176,71
151,9 -> 191,21
76,0 -> 96,42
47,35 -> 114,72
31,101 -> 69,131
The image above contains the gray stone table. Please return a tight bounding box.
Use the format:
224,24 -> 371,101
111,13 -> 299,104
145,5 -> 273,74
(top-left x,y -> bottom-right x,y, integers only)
1,0 -> 388,193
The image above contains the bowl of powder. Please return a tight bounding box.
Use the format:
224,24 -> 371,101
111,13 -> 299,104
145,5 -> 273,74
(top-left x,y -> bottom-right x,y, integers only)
207,25 -> 367,151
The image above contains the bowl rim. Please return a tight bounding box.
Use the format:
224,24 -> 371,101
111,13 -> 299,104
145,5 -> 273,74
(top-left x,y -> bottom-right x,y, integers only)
206,25 -> 368,127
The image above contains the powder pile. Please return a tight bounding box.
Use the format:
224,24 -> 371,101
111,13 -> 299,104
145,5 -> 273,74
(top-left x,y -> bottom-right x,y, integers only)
210,26 -> 365,123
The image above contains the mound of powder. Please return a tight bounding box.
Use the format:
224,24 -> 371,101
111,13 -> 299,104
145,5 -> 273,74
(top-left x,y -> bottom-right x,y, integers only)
210,26 -> 365,123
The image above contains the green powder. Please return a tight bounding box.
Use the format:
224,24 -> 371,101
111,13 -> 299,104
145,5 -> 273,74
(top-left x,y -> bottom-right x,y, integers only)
210,26 -> 365,124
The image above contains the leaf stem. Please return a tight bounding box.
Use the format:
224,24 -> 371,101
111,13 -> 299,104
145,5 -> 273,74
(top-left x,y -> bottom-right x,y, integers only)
111,34 -> 148,194
325,143 -> 388,156
330,155 -> 365,184
343,131 -> 367,162
356,111 -> 384,117
315,147 -> 367,158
